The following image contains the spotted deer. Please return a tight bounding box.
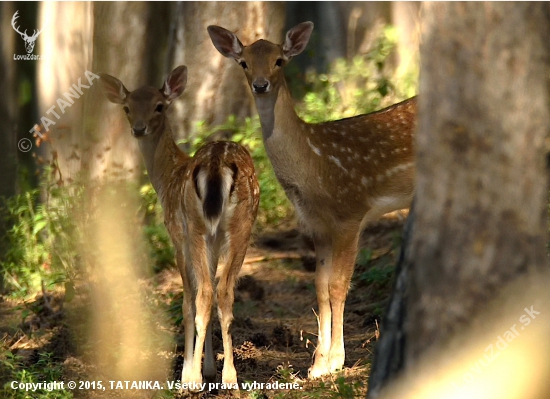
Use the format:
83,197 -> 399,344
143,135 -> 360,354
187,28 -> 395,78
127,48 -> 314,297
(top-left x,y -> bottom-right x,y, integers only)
208,22 -> 416,378
99,66 -> 260,390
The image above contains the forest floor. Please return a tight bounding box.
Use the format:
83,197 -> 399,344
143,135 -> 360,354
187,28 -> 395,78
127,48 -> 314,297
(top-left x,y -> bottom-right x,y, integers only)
0,214 -> 406,399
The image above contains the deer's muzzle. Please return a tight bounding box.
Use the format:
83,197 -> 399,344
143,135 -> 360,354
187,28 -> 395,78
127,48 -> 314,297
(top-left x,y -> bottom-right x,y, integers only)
252,78 -> 270,94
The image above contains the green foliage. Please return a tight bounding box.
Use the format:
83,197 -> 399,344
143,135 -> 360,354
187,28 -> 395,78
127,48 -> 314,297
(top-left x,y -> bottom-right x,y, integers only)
140,183 -> 175,271
1,167 -> 86,298
275,362 -> 297,384
296,25 -> 417,123
330,376 -> 363,399
356,249 -> 373,267
1,348 -> 72,399
359,262 -> 395,286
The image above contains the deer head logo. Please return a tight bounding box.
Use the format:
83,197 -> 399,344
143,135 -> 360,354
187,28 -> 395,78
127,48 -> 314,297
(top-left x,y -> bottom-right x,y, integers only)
11,11 -> 42,54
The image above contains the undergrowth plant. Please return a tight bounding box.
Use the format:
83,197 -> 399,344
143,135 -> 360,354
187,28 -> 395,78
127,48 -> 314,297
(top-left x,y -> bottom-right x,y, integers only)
1,346 -> 72,399
1,164 -> 85,299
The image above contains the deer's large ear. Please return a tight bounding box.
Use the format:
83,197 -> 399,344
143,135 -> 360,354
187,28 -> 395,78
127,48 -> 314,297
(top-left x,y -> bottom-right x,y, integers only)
282,22 -> 314,60
162,65 -> 187,102
207,25 -> 244,60
98,73 -> 129,104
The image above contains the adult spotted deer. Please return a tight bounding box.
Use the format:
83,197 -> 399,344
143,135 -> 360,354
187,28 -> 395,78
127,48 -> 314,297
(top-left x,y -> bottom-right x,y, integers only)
99,66 -> 259,390
208,23 -> 416,378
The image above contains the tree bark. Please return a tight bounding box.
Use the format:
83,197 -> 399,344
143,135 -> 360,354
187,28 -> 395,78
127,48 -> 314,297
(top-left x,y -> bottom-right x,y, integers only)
367,3 -> 550,397
410,1 -> 549,358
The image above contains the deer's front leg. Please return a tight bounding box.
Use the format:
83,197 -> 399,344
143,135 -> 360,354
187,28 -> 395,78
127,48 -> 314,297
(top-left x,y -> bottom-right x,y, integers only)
309,234 -> 334,378
328,227 -> 360,373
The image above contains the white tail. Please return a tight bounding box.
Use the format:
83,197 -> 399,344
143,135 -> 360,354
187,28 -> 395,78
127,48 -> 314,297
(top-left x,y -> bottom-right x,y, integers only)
208,23 -> 415,378
99,66 -> 260,390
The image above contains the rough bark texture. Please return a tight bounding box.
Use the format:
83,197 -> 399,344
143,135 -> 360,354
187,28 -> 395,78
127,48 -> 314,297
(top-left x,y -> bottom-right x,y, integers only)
367,3 -> 550,397
410,1 -> 550,359
167,1 -> 285,142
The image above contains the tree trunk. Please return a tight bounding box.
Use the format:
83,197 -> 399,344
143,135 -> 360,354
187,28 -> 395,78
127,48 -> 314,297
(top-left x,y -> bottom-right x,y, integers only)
37,2 -> 93,182
391,2 -> 420,78
0,2 -> 17,291
367,3 -> 550,397
166,1 -> 285,142
0,3 -> 17,195
410,0 -> 549,357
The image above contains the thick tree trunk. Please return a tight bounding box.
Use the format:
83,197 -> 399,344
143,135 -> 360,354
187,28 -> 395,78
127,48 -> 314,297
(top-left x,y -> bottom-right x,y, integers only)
166,1 -> 285,142
367,3 -> 550,397
410,0 -> 549,358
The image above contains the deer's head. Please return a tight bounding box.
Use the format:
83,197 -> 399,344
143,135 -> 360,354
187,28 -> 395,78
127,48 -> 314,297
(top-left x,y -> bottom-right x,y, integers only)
99,66 -> 187,139
208,22 -> 314,96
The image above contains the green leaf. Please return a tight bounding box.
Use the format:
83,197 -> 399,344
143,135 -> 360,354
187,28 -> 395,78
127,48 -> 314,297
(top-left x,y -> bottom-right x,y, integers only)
32,220 -> 47,235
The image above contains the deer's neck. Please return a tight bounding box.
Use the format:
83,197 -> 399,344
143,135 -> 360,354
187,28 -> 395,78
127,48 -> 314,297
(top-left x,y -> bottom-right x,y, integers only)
254,79 -> 317,194
138,122 -> 189,199
254,80 -> 304,142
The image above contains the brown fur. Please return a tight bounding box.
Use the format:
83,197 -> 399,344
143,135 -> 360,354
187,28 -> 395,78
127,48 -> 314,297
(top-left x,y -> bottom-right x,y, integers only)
99,66 -> 259,391
209,23 -> 415,378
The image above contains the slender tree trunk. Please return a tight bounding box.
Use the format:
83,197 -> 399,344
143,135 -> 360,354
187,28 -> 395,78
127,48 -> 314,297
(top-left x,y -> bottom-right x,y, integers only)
0,1 -> 17,195
0,2 -> 17,292
368,3 -> 550,397
391,2 -> 420,79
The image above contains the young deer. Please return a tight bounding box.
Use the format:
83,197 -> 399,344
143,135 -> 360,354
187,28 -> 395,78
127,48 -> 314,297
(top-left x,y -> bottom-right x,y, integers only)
208,23 -> 416,378
99,66 -> 259,390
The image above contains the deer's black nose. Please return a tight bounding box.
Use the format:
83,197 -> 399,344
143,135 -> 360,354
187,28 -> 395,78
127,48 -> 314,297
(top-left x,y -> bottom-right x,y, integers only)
252,79 -> 270,94
132,126 -> 147,137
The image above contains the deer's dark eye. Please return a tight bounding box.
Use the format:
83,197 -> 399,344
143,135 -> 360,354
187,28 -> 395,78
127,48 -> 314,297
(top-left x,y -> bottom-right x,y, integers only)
239,61 -> 248,70
275,58 -> 284,67
155,103 -> 164,113
123,106 -> 130,114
